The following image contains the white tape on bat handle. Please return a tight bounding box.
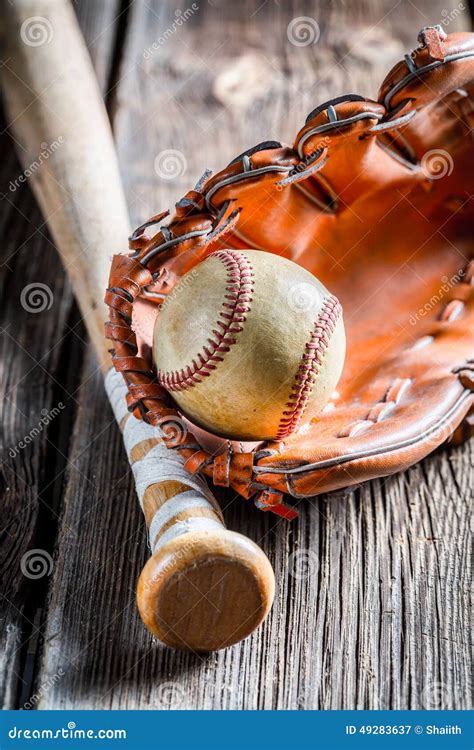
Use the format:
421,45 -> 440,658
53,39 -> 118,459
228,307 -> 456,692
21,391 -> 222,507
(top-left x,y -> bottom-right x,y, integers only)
105,368 -> 225,551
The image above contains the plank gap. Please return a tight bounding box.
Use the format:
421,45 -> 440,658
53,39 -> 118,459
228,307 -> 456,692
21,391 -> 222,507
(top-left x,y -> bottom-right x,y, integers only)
14,304 -> 87,709
104,0 -> 134,127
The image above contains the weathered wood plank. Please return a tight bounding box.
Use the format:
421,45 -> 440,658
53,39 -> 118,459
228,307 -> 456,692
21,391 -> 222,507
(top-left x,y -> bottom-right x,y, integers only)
35,0 -> 472,709
0,140 -> 72,708
0,0 -> 122,709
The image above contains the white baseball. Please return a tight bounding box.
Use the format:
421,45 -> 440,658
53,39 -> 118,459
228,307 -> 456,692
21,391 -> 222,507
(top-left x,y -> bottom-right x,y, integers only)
153,249 -> 345,441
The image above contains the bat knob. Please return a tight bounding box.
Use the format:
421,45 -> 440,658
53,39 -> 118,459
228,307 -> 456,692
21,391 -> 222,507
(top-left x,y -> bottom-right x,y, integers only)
137,529 -> 275,652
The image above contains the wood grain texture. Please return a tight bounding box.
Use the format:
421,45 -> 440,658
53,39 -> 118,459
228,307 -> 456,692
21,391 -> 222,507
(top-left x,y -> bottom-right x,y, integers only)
1,0 -> 132,367
2,0 -> 277,655
0,0 -> 122,709
1,0 -> 472,709
0,142 -> 73,708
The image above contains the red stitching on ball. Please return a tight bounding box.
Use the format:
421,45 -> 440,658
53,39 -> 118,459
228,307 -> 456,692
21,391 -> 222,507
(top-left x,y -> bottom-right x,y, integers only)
158,250 -> 254,391
276,295 -> 342,441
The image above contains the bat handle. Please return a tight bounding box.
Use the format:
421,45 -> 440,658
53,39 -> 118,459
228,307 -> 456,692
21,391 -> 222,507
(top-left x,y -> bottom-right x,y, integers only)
106,369 -> 275,651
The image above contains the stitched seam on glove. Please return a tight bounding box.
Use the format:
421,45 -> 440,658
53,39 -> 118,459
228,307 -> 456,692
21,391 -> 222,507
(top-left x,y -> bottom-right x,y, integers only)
158,250 -> 254,391
276,295 -> 342,440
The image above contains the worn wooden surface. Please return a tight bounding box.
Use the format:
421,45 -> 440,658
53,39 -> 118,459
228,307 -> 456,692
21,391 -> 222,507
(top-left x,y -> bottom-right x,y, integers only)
1,0 -> 472,710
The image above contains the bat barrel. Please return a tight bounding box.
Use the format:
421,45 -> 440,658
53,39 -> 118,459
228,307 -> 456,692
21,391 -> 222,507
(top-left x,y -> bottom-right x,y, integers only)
0,0 -> 129,369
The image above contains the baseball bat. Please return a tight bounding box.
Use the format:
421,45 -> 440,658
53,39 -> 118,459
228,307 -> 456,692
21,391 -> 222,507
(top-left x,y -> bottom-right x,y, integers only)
1,0 -> 274,652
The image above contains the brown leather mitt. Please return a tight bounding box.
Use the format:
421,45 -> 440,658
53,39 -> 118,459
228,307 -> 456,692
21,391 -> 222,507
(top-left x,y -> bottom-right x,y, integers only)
106,26 -> 474,520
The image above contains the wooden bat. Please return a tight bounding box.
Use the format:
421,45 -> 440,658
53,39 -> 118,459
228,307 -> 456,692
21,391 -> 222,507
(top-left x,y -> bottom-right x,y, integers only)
1,0 -> 274,652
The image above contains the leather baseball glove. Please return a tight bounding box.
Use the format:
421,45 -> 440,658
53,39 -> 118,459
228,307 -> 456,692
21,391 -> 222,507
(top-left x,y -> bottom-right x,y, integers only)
106,26 -> 474,520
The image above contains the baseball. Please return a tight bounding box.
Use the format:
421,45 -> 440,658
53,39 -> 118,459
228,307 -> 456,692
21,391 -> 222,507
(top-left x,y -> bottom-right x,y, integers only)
153,250 -> 345,441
